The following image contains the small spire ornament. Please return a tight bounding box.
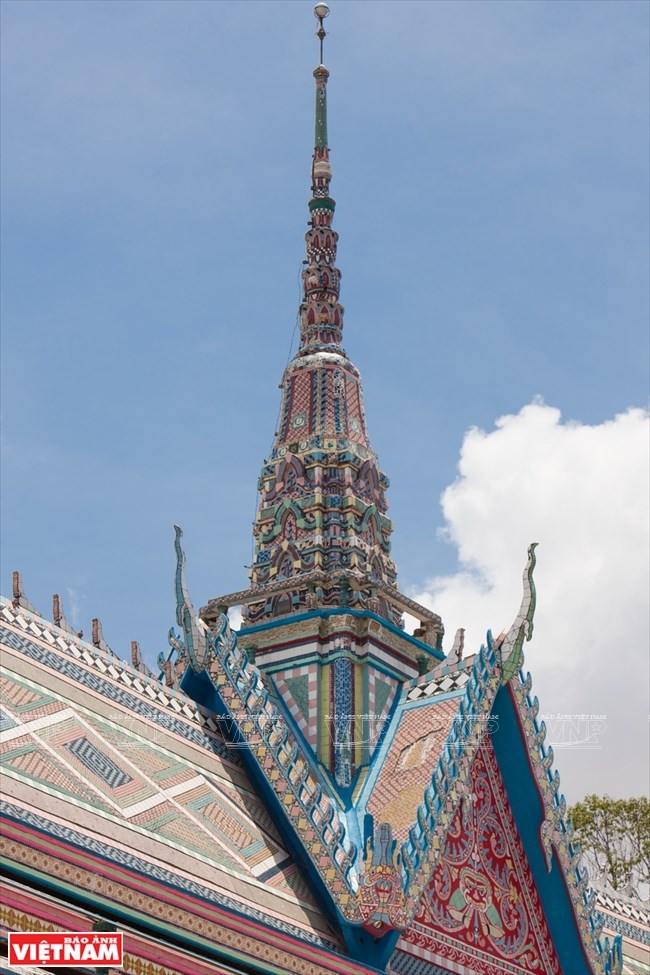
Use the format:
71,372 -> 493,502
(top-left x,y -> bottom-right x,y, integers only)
314,3 -> 329,64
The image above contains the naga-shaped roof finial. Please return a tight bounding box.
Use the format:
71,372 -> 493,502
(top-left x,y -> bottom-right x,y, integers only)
169,525 -> 208,672
499,542 -> 538,684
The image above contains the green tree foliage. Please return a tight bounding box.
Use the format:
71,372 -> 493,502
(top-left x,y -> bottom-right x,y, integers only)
568,795 -> 650,895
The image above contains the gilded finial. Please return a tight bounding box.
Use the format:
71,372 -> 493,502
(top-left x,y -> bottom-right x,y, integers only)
314,3 -> 329,65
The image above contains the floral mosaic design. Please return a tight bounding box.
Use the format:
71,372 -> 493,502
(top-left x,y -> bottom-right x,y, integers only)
405,739 -> 561,975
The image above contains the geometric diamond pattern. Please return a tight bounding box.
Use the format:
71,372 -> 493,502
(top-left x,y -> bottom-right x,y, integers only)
64,736 -> 133,789
0,673 -> 57,714
406,668 -> 470,701
3,745 -> 112,810
1,601 -> 349,952
0,623 -> 234,761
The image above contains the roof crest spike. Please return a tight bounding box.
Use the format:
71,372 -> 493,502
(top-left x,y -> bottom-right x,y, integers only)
12,570 -> 40,617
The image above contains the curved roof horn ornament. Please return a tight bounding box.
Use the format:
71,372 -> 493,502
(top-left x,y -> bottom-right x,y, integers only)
498,542 -> 539,684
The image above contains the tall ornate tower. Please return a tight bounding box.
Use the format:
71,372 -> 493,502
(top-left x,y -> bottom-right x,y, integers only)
201,5 -> 444,788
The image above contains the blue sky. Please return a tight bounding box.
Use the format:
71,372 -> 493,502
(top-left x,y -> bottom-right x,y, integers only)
2,0 -> 648,801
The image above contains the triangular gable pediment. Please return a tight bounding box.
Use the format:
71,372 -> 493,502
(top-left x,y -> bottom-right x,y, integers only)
172,537 -> 621,974
397,736 -> 562,975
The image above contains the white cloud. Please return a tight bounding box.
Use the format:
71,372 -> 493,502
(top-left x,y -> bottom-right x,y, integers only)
228,606 -> 244,632
64,586 -> 84,630
412,401 -> 649,801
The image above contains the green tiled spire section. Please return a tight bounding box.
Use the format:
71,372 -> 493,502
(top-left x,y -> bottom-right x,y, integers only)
314,66 -> 328,147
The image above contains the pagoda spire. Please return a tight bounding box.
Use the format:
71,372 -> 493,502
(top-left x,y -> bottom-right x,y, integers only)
204,3 -> 443,666
300,6 -> 344,355
240,6 -> 400,622
201,4 -> 444,788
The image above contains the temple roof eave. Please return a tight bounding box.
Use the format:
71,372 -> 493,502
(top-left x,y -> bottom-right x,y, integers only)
236,606 -> 443,658
202,574 -> 444,628
286,350 -> 356,372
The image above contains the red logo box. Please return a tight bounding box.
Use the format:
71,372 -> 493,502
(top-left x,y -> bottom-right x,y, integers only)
8,931 -> 123,968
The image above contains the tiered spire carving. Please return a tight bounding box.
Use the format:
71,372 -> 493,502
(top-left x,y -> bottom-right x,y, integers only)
243,38 -> 401,626
300,63 -> 342,354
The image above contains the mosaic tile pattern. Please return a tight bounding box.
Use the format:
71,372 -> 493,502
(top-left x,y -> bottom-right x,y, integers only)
0,674 -> 58,715
596,892 -> 650,932
1,871 -> 366,975
367,698 -> 462,842
508,659 -> 622,975
407,670 -> 471,702
274,664 -> 318,747
598,893 -> 650,975
1,602 -> 214,720
600,913 -> 649,946
372,674 -> 396,719
0,615 -> 235,762
188,609 -> 505,937
0,603 -> 338,945
2,741 -> 114,811
0,708 -> 18,732
236,63 -> 427,634
332,656 -> 353,786
285,674 -> 309,718
0,667 -> 286,878
391,952 -> 463,975
194,615 -> 361,915
1,800 -> 337,950
64,736 -> 133,789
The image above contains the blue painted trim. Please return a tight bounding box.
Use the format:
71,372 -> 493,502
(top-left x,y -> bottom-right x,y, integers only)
339,921 -> 400,972
262,650 -> 417,686
353,684 -> 410,824
181,669 -> 347,935
264,677 -> 348,814
491,685 -> 595,975
239,608 -> 444,660
180,666 -> 393,973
